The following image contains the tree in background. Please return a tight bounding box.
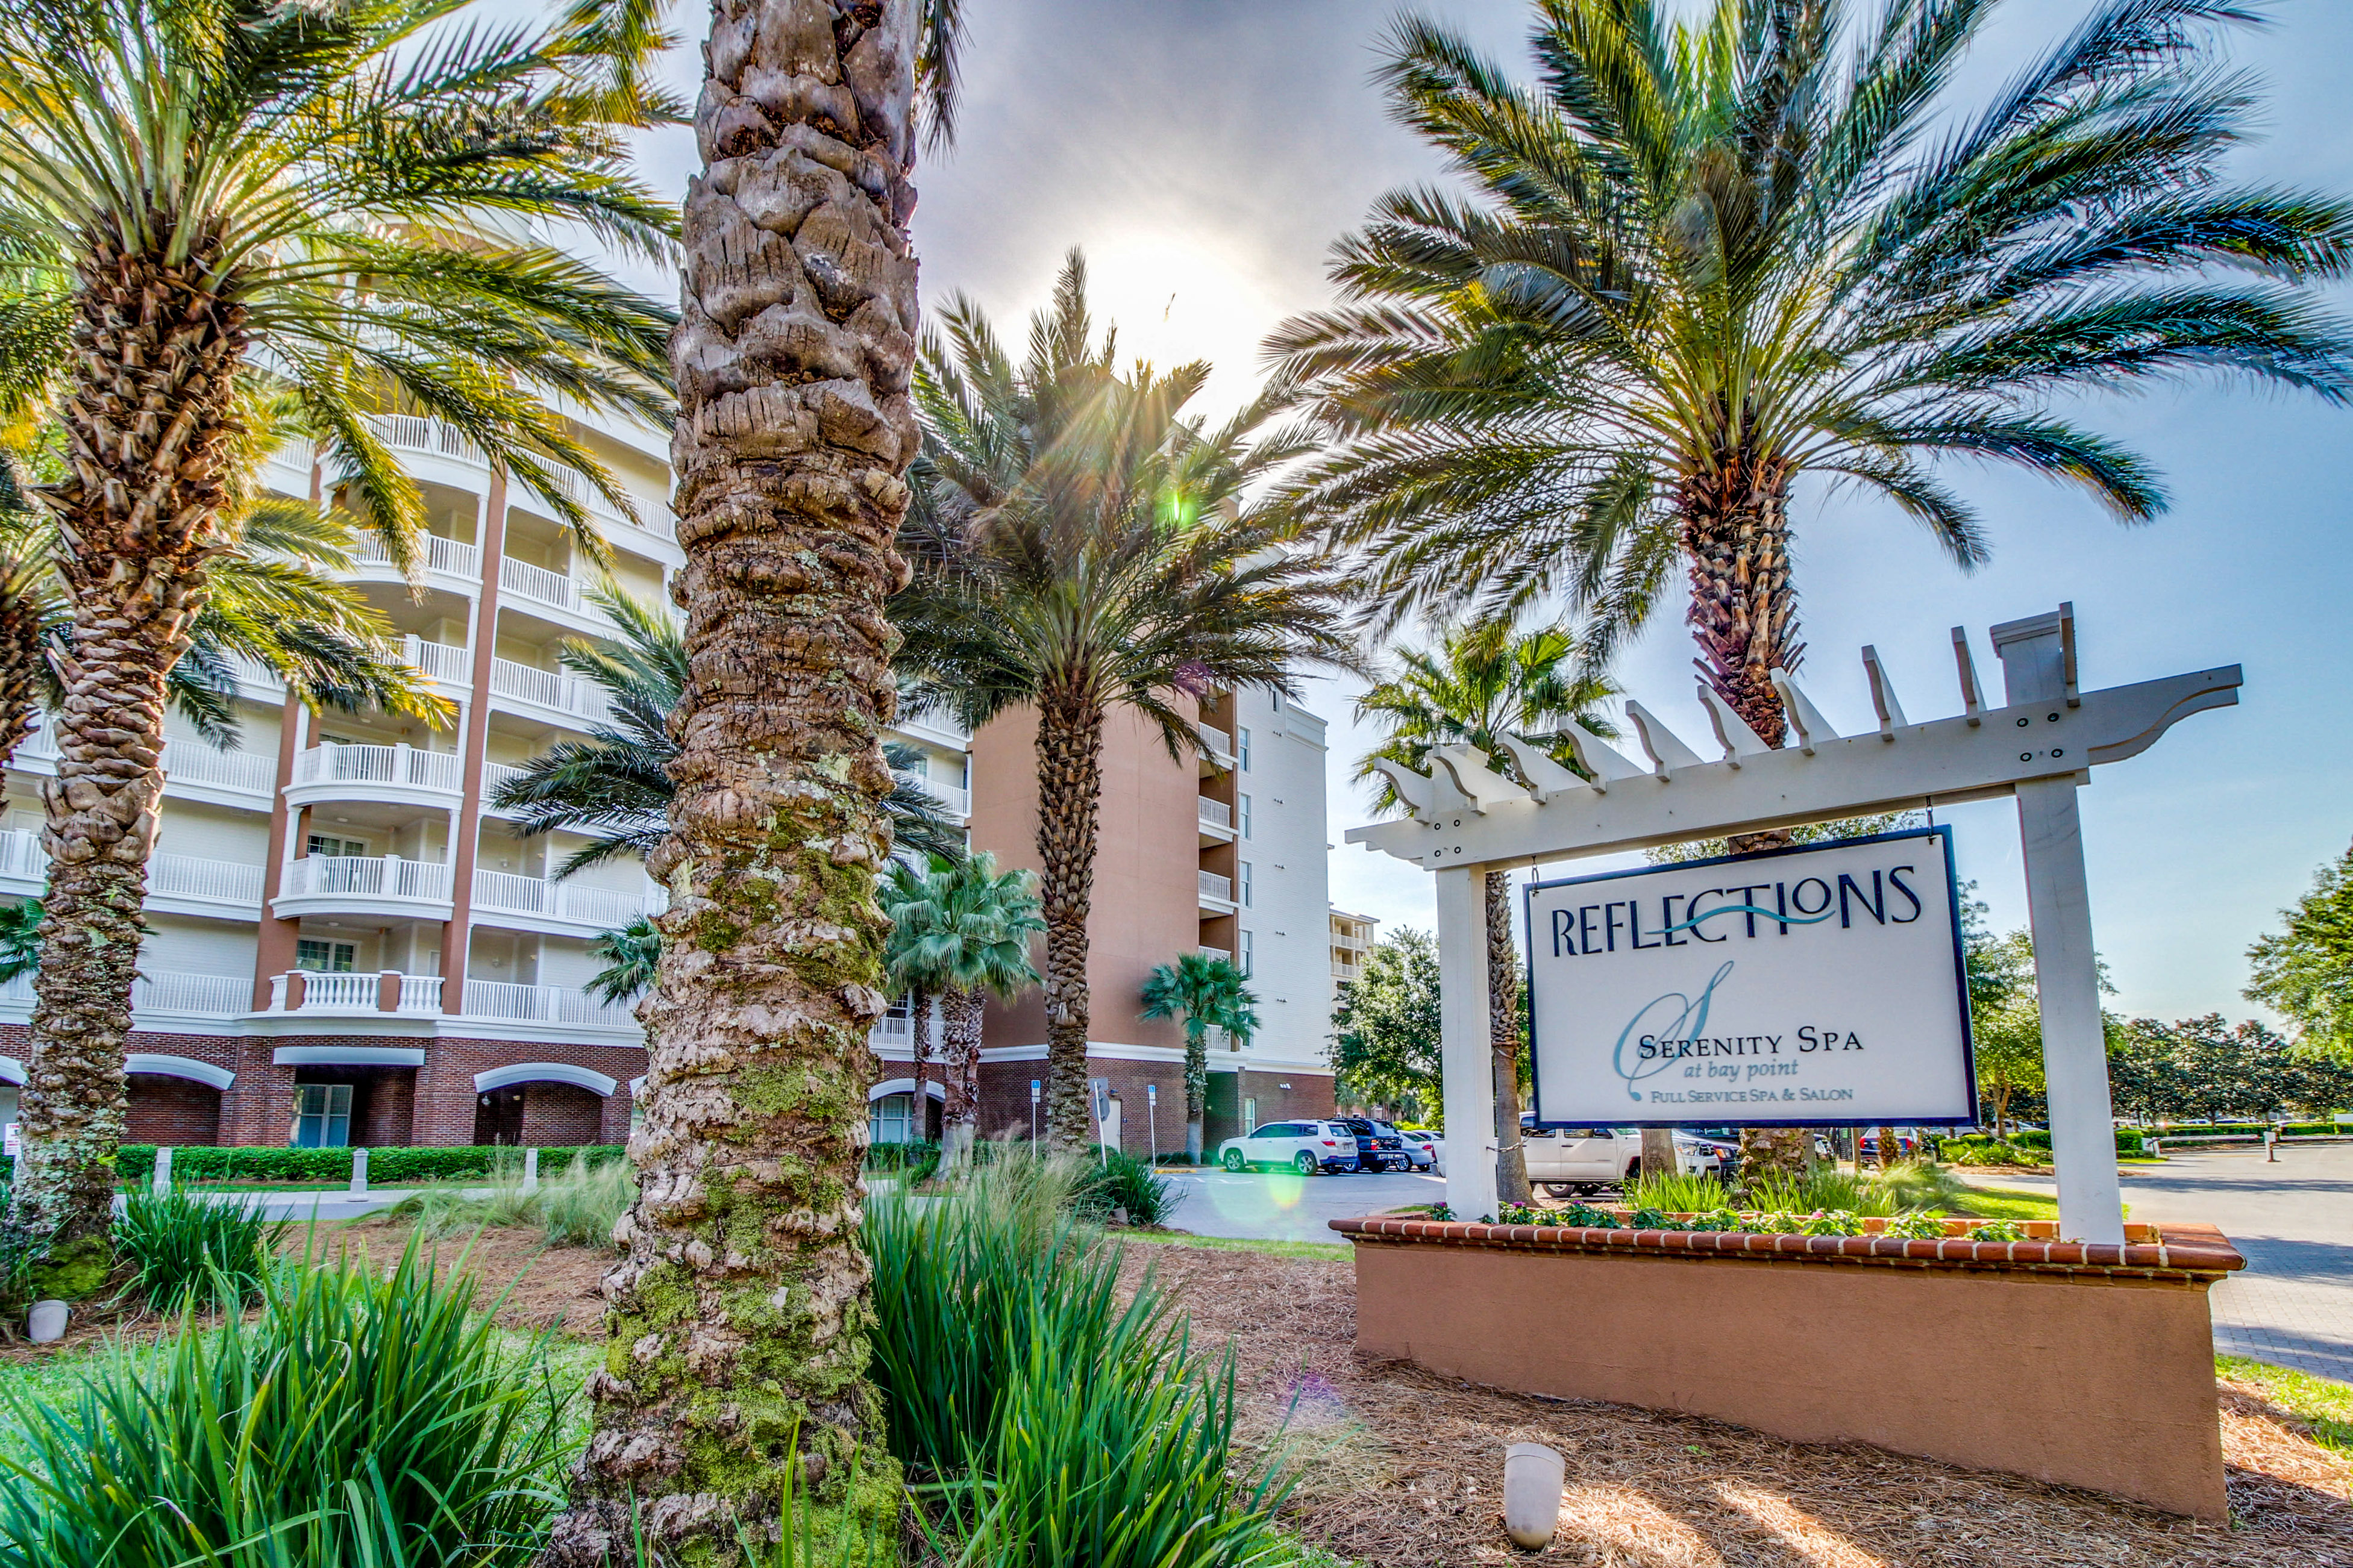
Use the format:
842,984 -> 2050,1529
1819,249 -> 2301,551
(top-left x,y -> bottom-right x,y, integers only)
0,0 -> 676,1279
1354,620 -> 1614,1199
2111,1014 -> 2353,1124
1333,929 -> 1445,1124
0,899 -> 39,984
585,916 -> 660,1009
893,853 -> 1043,1169
880,858 -> 944,1126
2246,840 -> 2353,1058
1141,952 -> 1260,1161
1970,931 -> 2045,1139
896,254 -> 1357,1152
1276,0 -> 2353,1177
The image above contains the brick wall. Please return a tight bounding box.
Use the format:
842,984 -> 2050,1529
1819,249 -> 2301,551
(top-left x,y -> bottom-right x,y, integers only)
517,1081 -> 604,1147
124,1073 -> 222,1145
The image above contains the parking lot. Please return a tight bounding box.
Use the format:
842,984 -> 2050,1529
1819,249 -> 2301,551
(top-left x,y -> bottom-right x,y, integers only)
1161,1165 -> 1442,1243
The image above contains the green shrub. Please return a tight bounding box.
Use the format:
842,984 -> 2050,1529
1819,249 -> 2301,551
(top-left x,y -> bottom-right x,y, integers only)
387,1155 -> 636,1252
1997,1129 -> 2145,1155
1623,1170 -> 1732,1214
114,1187 -> 285,1310
864,1139 -> 942,1182
1074,1148 -> 1176,1226
0,1236 -> 569,1567
1938,1139 -> 2050,1166
1740,1167 -> 1899,1216
108,1144 -> 627,1186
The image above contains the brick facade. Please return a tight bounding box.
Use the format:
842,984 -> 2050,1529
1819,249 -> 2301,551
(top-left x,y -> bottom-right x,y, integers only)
124,1072 -> 222,1145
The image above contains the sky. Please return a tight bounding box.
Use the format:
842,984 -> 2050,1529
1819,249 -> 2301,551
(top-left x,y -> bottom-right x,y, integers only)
601,0 -> 2353,1025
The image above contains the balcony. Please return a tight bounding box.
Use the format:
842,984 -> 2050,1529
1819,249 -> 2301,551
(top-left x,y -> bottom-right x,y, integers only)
1196,723 -> 1235,776
276,854 -> 455,919
462,978 -> 634,1029
498,556 -> 590,616
267,970 -> 445,1014
894,770 -> 971,820
288,741 -> 463,808
0,828 -> 40,889
489,657 -> 613,724
472,868 -> 658,932
365,413 -> 485,465
1197,945 -> 1231,964
12,722 -> 275,805
148,852 -> 265,911
134,970 -> 255,1016
870,1011 -> 913,1051
537,464 -> 678,545
353,531 -> 482,581
1197,796 -> 1235,843
400,634 -> 472,687
1197,869 -> 1236,912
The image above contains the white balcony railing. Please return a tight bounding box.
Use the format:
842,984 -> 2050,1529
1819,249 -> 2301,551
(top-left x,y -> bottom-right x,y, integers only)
894,770 -> 970,819
473,868 -> 656,929
398,975 -> 444,1013
1197,870 -> 1233,904
870,1012 -> 913,1049
400,634 -> 472,686
364,413 -> 484,464
292,971 -> 381,1010
1197,797 -> 1232,829
11,722 -> 273,798
489,657 -> 613,722
462,978 -> 634,1028
134,970 -> 252,1015
499,555 -> 583,614
293,742 -> 463,795
1198,945 -> 1232,964
0,828 -> 41,880
1197,723 -> 1232,758
281,854 -> 453,903
352,531 -> 483,579
148,853 -> 264,906
537,466 -> 678,542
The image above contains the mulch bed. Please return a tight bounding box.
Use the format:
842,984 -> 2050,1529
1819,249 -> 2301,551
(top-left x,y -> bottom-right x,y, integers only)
1121,1239 -> 2353,1567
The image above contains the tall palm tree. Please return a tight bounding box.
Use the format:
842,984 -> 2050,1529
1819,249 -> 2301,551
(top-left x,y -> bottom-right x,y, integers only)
880,856 -> 942,1128
884,851 -> 1043,1169
1279,0 -> 2353,1174
487,586 -> 968,872
895,253 -> 1361,1152
1354,620 -> 1617,1201
0,0 -> 675,1267
548,1 -> 972,1555
1140,951 -> 1259,1161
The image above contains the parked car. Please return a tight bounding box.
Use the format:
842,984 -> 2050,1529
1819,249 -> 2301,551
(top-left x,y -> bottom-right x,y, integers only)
1336,1116 -> 1412,1172
1217,1120 -> 1360,1175
1518,1123 -> 1726,1197
1857,1130 -> 1922,1160
1394,1128 -> 1441,1171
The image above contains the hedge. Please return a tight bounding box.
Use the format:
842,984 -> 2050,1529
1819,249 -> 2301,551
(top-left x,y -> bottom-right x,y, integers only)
105,1144 -> 627,1184
2148,1122 -> 2353,1139
1937,1129 -> 2142,1157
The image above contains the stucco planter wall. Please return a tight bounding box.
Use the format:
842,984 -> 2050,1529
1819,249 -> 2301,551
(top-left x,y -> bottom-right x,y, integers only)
1331,1214 -> 2247,1519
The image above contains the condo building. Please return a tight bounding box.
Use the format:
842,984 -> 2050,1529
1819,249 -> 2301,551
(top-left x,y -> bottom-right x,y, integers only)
0,411 -> 1334,1154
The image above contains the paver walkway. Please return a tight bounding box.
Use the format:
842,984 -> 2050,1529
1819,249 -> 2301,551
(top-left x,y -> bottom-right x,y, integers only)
1968,1143 -> 2353,1382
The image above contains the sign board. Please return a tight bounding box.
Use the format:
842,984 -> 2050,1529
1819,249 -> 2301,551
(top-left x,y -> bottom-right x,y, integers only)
1524,828 -> 1974,1128
1089,1076 -> 1111,1121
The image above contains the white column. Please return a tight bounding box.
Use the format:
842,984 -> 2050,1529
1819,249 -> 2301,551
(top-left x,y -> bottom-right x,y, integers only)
1993,608 -> 2125,1245
1438,864 -> 1499,1220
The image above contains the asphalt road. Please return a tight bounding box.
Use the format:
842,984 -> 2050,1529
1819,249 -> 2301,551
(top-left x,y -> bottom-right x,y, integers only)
1160,1166 -> 1443,1244
1967,1143 -> 2353,1382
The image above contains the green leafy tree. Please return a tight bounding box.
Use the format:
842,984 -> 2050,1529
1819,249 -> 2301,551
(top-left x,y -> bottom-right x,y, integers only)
489,587 -> 968,875
895,253 -> 1359,1151
0,899 -> 40,984
1276,0 -> 2353,1176
1141,952 -> 1260,1161
2246,841 -> 2353,1058
1355,619 -> 1614,1198
0,0 -> 677,1269
1970,931 -> 2045,1139
1333,928 -> 1446,1123
2113,1013 -> 2353,1123
882,852 -> 1044,1167
585,916 -> 660,1008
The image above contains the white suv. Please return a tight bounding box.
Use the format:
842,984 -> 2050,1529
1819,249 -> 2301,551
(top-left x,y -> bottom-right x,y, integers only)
1520,1123 -> 1727,1196
1217,1120 -> 1360,1175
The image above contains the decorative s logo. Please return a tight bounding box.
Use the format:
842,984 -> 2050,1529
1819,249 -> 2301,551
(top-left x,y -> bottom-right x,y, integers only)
1613,961 -> 1737,1100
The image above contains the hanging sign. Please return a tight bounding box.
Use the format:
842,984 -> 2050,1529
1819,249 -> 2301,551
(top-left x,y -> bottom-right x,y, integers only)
1524,828 -> 1975,1128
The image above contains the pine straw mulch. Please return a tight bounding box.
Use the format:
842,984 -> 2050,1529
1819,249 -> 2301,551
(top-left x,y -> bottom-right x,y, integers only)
1118,1240 -> 2353,1568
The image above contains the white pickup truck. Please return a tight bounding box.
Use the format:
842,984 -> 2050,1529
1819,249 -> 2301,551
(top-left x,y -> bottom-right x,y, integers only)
1519,1123 -> 1731,1196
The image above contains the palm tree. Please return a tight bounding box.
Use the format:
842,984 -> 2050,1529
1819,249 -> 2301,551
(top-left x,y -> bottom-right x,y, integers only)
895,253 -> 1360,1152
880,857 -> 942,1127
0,0 -> 675,1267
585,915 -> 660,1008
1279,0 -> 2353,1174
546,2 -> 972,1554
883,852 -> 1043,1169
1140,951 -> 1260,1162
1354,620 -> 1617,1201
487,586 -> 968,873
0,898 -> 39,984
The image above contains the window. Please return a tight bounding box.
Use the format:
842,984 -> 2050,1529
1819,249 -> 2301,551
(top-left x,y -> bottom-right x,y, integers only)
306,833 -> 366,858
290,1083 -> 352,1148
1242,1097 -> 1258,1130
1238,793 -> 1253,839
295,940 -> 356,973
869,1092 -> 915,1145
1236,726 -> 1252,770
1239,862 -> 1253,907
1238,929 -> 1255,977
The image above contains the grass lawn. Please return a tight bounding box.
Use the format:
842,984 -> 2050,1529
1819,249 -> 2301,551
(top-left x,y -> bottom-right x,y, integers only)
1942,1183 -> 2063,1222
1126,1231 -> 1352,1260
2222,1355 -> 2353,1457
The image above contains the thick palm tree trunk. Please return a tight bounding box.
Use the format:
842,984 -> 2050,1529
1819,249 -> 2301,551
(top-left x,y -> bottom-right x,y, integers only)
547,6 -> 921,1560
939,988 -> 981,1170
0,586 -> 46,775
1681,452 -> 1817,1183
11,236 -> 245,1275
1485,868 -> 1531,1204
1036,682 -> 1104,1151
907,982 -> 931,1140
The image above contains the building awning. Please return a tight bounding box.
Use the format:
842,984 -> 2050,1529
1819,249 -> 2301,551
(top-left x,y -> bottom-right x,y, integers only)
272,1046 -> 427,1068
127,1054 -> 236,1091
473,1061 -> 618,1098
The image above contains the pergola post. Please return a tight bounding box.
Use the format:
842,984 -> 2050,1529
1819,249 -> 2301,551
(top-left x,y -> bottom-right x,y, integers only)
1438,864 -> 1500,1220
1993,608 -> 2126,1245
